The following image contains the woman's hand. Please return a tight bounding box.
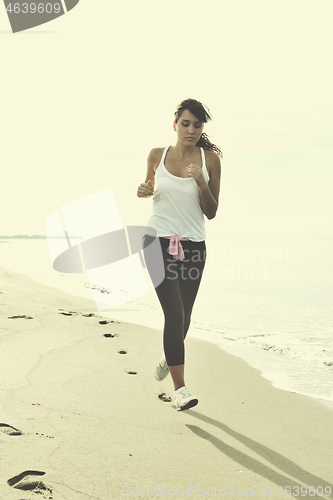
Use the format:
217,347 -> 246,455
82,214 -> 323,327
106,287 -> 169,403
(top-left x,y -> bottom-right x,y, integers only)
137,179 -> 154,198
187,163 -> 207,189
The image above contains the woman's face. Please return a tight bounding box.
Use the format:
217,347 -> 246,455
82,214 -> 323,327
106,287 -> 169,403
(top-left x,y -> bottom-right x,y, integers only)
173,109 -> 204,146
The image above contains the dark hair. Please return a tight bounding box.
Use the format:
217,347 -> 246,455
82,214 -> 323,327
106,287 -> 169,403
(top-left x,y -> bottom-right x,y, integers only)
174,98 -> 223,158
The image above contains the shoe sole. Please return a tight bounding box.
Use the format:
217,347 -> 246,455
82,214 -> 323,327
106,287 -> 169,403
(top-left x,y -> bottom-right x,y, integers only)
176,398 -> 198,411
155,366 -> 169,381
155,374 -> 169,381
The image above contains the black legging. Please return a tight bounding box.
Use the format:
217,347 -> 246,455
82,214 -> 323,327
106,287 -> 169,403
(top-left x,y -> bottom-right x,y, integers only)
143,235 -> 206,366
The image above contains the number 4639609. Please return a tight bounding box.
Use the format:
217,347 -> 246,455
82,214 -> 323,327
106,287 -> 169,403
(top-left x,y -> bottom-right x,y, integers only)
6,3 -> 61,14
277,485 -> 332,497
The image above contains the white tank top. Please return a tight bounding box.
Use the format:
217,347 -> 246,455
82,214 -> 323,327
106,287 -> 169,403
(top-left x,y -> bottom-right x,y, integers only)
146,145 -> 210,241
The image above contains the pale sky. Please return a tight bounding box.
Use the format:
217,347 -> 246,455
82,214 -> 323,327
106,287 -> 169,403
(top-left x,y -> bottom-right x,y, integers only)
1,0 -> 332,237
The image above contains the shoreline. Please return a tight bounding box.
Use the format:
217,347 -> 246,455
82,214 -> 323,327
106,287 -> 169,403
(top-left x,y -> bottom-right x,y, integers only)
1,265 -> 333,498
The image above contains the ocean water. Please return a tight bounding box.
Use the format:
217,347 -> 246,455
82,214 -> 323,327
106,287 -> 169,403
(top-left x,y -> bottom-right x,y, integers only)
1,235 -> 332,406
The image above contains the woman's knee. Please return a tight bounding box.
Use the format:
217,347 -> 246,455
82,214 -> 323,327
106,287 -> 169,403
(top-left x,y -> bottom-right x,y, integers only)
164,307 -> 184,326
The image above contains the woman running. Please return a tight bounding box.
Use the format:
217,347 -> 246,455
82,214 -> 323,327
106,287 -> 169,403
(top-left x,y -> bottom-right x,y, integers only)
137,98 -> 222,411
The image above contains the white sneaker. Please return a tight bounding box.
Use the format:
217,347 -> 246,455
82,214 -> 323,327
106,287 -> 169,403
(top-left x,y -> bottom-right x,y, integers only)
155,355 -> 169,381
174,386 -> 198,411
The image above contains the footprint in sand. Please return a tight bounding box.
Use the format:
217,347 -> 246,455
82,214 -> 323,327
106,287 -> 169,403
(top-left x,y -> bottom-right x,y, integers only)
104,333 -> 119,338
7,470 -> 52,497
0,423 -> 23,436
118,350 -> 127,354
58,309 -> 77,316
158,393 -> 172,402
7,315 -> 33,319
126,371 -> 137,375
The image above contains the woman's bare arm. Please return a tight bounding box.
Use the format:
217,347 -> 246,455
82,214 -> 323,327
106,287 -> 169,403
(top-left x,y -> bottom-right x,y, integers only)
137,149 -> 157,198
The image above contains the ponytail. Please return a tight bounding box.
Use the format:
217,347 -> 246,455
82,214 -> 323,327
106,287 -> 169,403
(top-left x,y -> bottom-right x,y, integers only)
196,132 -> 223,158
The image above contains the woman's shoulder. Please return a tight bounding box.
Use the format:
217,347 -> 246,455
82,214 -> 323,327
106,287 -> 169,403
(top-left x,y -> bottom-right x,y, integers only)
150,147 -> 165,157
204,149 -> 220,160
149,147 -> 167,172
203,149 -> 221,177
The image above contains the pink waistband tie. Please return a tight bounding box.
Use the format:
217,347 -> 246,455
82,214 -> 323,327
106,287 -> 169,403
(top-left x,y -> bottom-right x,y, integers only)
164,235 -> 190,261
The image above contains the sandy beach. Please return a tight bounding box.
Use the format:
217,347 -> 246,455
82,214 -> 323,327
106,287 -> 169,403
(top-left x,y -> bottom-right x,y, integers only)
1,265 -> 333,500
